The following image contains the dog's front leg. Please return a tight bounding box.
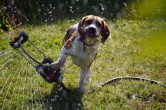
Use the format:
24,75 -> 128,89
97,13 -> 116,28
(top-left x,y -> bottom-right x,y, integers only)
85,67 -> 91,83
79,67 -> 89,92
51,49 -> 67,70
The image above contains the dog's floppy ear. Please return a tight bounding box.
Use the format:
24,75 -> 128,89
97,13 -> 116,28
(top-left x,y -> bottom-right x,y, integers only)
101,20 -> 110,44
78,16 -> 88,34
78,16 -> 88,40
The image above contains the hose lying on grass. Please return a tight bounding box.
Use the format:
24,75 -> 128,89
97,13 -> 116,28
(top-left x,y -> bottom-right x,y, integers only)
100,76 -> 166,88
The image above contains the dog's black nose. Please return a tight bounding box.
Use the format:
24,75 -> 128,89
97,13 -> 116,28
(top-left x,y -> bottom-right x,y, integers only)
88,27 -> 96,34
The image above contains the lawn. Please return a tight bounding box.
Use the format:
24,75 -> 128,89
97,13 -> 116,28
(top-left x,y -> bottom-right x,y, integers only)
0,19 -> 166,110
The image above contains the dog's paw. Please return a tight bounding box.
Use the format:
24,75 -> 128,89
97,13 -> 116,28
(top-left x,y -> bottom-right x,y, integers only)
50,62 -> 59,70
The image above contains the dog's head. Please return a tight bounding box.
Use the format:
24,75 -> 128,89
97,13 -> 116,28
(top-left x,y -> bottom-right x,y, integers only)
78,15 -> 110,44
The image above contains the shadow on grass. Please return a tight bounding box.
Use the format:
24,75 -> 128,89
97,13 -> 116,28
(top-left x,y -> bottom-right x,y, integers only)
44,85 -> 84,110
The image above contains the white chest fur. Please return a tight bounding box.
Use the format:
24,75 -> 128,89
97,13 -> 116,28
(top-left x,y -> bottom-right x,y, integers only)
66,36 -> 98,67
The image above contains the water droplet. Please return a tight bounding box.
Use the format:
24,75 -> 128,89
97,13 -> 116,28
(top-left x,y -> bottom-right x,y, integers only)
124,2 -> 127,7
48,11 -> 52,14
50,106 -> 52,110
38,9 -> 41,12
99,3 -> 105,11
3,7 -> 7,10
132,94 -> 136,99
11,0 -> 15,5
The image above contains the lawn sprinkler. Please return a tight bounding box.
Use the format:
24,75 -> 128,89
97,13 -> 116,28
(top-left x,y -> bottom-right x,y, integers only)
10,31 -> 68,90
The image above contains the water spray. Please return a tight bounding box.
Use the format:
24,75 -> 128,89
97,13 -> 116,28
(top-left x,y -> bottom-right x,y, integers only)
9,31 -> 69,91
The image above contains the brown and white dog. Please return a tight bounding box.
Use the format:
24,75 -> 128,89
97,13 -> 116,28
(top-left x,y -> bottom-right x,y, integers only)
51,15 -> 110,92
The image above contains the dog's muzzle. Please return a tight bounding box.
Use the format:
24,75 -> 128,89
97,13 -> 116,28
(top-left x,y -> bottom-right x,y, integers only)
85,27 -> 97,37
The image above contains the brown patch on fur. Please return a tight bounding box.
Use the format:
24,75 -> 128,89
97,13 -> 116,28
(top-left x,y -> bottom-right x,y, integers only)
100,20 -> 110,44
64,32 -> 79,50
63,28 -> 76,44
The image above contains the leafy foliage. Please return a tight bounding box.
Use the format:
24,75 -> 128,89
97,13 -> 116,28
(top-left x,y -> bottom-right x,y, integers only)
1,0 -> 166,26
0,11 -> 12,32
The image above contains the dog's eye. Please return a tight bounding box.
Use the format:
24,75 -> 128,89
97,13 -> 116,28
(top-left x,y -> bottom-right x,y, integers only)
86,20 -> 92,25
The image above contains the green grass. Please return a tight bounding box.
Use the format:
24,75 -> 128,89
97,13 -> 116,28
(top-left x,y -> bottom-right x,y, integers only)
0,19 -> 166,110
